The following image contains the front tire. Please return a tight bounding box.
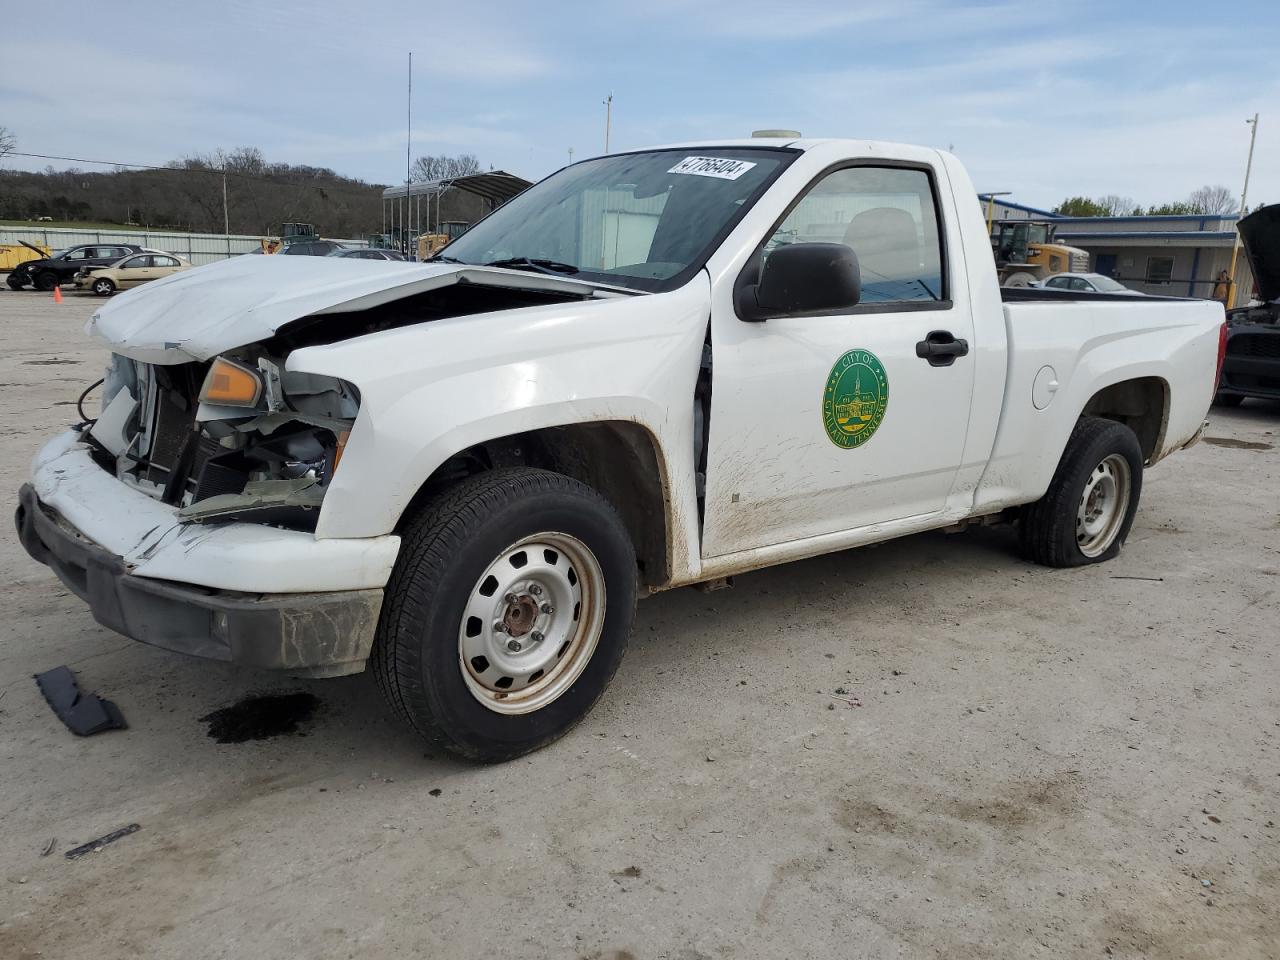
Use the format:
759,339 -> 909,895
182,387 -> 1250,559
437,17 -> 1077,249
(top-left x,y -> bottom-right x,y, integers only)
92,278 -> 116,296
373,468 -> 637,761
1020,417 -> 1143,567
33,271 -> 58,292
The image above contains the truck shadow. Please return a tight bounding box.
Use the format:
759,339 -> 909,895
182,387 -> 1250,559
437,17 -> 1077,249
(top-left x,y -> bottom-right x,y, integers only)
160,521 -> 1027,775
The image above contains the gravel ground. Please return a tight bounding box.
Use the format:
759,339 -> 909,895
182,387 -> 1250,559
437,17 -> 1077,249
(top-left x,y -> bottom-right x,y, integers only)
0,285 -> 1276,960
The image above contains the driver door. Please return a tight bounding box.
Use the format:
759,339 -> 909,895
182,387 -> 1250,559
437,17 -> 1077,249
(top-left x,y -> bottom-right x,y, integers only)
702,163 -> 976,558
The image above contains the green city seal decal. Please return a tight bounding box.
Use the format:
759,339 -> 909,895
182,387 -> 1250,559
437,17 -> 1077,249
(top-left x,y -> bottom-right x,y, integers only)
822,348 -> 888,449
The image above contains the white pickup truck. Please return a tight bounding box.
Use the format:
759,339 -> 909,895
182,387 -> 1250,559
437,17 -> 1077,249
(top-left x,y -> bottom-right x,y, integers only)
17,138 -> 1225,760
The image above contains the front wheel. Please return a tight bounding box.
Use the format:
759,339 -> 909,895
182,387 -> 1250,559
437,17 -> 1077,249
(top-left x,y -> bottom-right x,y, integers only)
1019,416 -> 1143,567
373,468 -> 637,761
92,278 -> 116,296
33,271 -> 59,292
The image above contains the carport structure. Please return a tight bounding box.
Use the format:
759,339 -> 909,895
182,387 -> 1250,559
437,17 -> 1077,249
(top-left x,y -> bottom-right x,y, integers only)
381,171 -> 531,256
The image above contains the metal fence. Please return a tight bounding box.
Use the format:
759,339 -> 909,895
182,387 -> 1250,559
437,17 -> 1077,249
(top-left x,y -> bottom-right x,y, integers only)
0,226 -> 369,266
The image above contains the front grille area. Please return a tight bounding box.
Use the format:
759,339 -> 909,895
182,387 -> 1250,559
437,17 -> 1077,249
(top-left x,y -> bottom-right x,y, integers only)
143,390 -> 196,488
1228,333 -> 1280,359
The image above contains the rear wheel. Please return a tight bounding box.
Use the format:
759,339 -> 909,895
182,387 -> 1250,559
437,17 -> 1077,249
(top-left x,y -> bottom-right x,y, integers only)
1213,392 -> 1244,408
373,468 -> 637,761
33,271 -> 58,292
92,278 -> 116,296
1020,416 -> 1143,567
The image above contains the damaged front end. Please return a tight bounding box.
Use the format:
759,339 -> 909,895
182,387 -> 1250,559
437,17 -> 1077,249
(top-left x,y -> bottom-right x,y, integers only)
89,350 -> 358,530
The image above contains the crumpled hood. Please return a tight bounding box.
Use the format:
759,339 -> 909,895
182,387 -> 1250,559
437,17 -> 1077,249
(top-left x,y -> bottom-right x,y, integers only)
86,254 -> 602,363
1238,203 -> 1280,303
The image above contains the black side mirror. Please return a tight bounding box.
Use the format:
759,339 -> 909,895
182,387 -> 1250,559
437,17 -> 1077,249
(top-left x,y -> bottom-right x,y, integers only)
737,242 -> 861,321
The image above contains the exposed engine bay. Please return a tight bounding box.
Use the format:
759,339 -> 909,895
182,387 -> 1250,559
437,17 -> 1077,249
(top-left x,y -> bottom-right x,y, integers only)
79,273 -> 603,531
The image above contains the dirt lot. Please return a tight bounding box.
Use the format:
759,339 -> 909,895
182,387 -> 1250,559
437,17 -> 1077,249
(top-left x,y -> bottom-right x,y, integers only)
0,285 -> 1276,960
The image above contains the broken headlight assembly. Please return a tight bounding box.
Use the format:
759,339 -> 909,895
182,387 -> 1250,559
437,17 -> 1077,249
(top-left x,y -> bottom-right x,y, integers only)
86,351 -> 358,531
177,354 -> 357,528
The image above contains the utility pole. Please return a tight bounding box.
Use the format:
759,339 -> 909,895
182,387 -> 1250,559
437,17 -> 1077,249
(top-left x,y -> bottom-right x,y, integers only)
406,51 -> 413,257
1226,112 -> 1259,309
603,93 -> 613,154
568,147 -> 574,165
221,168 -> 229,235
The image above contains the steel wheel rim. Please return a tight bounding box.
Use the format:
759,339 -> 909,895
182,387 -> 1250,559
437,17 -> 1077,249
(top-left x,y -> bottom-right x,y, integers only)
1076,453 -> 1131,557
458,531 -> 605,715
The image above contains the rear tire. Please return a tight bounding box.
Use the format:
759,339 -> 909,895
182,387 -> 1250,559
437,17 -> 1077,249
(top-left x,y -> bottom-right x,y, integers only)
372,468 -> 637,762
1019,416 -> 1143,568
34,271 -> 58,292
1213,392 -> 1244,408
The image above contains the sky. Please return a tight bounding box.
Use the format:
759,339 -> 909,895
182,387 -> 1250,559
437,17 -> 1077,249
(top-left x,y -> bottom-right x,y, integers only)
2,0 -> 1277,211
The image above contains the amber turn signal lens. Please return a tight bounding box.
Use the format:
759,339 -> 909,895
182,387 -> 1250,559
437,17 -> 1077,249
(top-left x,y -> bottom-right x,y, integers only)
332,429 -> 351,475
199,357 -> 264,407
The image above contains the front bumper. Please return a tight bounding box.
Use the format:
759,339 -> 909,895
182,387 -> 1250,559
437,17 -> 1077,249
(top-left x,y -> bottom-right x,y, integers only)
18,430 -> 402,676
17,483 -> 383,677
1219,327 -> 1280,400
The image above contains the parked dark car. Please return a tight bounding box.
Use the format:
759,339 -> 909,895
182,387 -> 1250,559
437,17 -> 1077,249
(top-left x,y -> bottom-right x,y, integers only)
7,241 -> 145,291
280,240 -> 346,257
1216,204 -> 1280,407
326,247 -> 408,261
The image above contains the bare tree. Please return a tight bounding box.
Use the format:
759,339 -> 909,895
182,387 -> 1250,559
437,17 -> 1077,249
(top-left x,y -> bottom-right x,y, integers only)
1186,184 -> 1237,216
0,126 -> 15,161
411,153 -> 481,183
1097,194 -> 1137,216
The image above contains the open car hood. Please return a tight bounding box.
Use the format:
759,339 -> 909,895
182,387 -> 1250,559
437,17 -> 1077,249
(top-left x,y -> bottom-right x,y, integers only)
1238,203 -> 1280,303
87,255 -> 607,364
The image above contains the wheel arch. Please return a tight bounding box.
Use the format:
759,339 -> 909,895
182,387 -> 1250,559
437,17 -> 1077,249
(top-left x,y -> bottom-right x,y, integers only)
1079,375 -> 1169,463
395,419 -> 674,588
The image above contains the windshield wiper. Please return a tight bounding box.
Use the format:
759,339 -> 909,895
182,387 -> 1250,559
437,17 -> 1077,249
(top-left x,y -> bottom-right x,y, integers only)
484,257 -> 580,276
426,254 -> 465,264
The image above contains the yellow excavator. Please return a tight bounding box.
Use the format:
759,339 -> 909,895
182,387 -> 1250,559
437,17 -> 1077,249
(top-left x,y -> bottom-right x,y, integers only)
992,220 -> 1089,287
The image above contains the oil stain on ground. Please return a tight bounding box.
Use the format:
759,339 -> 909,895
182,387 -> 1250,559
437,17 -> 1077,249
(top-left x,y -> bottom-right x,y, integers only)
200,692 -> 321,743
1203,436 -> 1273,451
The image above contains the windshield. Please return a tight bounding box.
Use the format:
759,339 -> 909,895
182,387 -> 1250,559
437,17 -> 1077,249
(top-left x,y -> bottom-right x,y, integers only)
440,148 -> 796,291
1090,275 -> 1126,291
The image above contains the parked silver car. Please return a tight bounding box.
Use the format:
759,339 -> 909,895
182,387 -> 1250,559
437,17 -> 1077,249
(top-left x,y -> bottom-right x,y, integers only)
1039,272 -> 1142,294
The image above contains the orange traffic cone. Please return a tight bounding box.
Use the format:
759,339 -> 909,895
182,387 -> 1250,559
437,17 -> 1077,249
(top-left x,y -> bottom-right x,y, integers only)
52,285 -> 63,304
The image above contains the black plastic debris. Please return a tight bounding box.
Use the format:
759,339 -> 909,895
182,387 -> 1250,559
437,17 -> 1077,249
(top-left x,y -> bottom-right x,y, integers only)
64,823 -> 140,860
34,666 -> 127,736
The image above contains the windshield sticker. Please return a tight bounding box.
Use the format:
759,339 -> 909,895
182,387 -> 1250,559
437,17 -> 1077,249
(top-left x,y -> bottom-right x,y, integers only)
822,349 -> 888,449
667,156 -> 758,180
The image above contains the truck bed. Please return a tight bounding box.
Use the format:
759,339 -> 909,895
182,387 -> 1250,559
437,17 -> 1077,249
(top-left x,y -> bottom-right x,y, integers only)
1000,287 -> 1187,303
